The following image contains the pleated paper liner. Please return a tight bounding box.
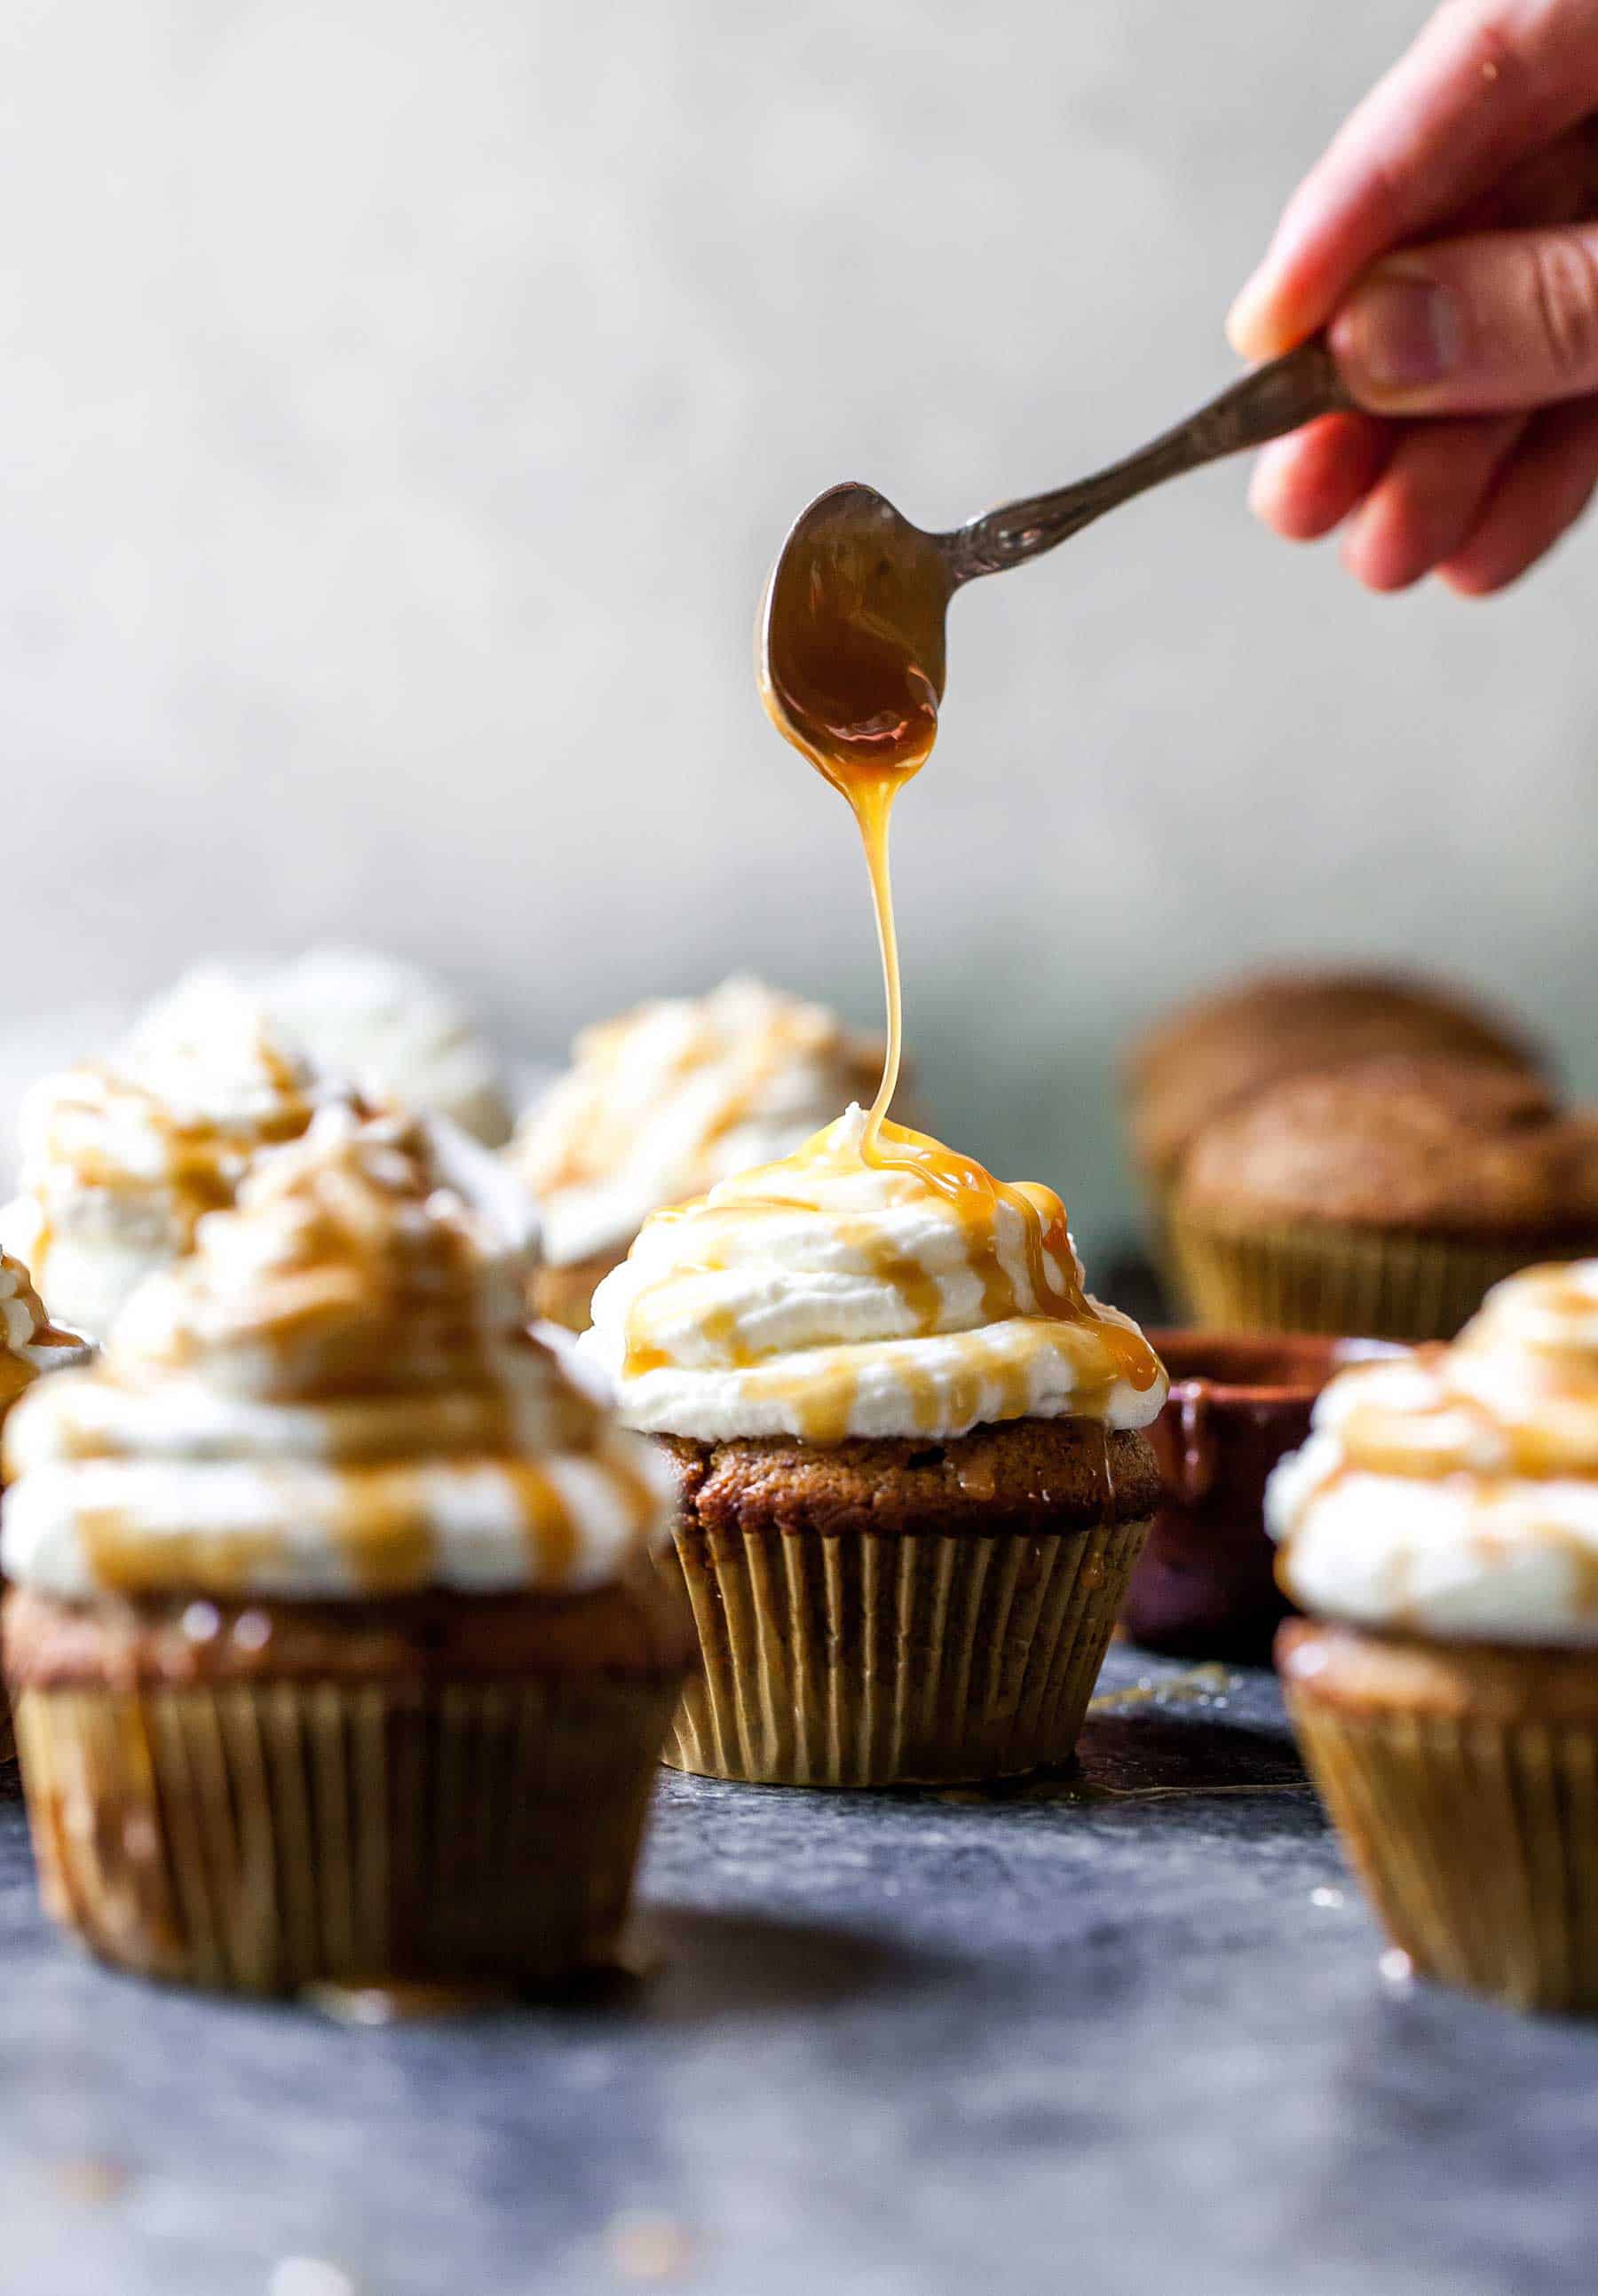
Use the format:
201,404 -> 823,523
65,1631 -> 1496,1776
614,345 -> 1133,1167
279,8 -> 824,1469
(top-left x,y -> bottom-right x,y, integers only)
660,1515 -> 1151,1787
13,1670 -> 681,1997
1280,1623 -> 1598,2014
1168,1209 -> 1598,1344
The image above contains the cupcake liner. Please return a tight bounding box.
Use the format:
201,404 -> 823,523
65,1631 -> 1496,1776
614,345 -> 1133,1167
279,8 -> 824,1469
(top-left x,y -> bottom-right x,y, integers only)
661,1515 -> 1150,1787
13,1669 -> 679,1995
1168,1208 -> 1595,1343
1286,1669 -> 1598,2013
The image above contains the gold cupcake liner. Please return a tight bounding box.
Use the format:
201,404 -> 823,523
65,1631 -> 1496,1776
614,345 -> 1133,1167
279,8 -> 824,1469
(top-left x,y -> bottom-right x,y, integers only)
1167,1208 -> 1589,1342
13,1670 -> 679,1995
661,1516 -> 1150,1787
1286,1681 -> 1598,2013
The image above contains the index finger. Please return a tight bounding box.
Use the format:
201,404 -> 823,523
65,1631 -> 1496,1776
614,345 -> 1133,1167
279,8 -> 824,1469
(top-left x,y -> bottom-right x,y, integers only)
1229,0 -> 1598,359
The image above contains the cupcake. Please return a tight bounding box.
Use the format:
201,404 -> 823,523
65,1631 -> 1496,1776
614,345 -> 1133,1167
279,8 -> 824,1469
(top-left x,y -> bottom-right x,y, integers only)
1170,1054 -> 1598,1342
146,949 -> 513,1147
511,976 -> 886,1332
0,977 -> 337,1342
1270,1262 -> 1598,2011
580,1105 -> 1167,1787
2,1107 -> 691,1996
1124,968 -> 1543,1266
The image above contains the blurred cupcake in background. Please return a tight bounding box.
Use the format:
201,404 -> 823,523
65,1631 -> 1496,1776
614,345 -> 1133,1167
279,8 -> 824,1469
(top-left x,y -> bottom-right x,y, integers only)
3,1107 -> 690,1996
1271,1261 -> 1598,2012
146,948 -> 514,1148
0,976 -> 340,1342
1123,967 -> 1544,1275
511,977 -> 887,1331
1170,1054 -> 1598,1342
0,1252 -> 91,1756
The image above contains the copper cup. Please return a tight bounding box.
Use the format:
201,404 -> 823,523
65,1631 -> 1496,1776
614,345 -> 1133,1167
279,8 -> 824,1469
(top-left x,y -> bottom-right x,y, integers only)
1124,1330 -> 1393,1661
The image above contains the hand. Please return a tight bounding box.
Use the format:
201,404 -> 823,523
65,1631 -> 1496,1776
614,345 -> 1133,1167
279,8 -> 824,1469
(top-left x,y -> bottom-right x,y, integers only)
1230,0 -> 1598,594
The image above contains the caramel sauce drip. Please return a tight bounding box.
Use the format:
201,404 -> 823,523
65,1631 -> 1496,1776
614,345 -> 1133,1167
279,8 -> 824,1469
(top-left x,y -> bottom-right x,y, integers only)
741,489 -> 1161,1442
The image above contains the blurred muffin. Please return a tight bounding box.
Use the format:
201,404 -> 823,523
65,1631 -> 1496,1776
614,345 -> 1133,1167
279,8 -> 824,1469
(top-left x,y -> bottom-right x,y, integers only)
1270,1262 -> 1598,2010
0,977 -> 338,1341
2,1106 -> 690,1995
1171,1053 -> 1598,1340
1124,969 -> 1543,1252
144,949 -> 513,1146
511,977 -> 885,1330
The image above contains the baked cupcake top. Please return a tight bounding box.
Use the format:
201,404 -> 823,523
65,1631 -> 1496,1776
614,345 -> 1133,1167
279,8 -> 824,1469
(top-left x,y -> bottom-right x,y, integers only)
0,1252 -> 93,1416
1125,968 -> 1541,1184
1269,1260 -> 1598,1645
2,1108 -> 671,1602
1175,1054 -> 1598,1236
511,976 -> 885,1267
581,1104 -> 1166,1445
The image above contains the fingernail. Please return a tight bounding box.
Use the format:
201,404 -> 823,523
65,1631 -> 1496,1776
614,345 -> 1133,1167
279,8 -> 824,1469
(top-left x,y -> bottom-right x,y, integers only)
1226,271 -> 1272,358
1334,269 -> 1463,396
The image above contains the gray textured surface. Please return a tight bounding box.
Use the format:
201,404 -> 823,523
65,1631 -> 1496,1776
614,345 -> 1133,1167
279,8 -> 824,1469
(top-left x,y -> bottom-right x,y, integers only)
1,1644 -> 1595,2296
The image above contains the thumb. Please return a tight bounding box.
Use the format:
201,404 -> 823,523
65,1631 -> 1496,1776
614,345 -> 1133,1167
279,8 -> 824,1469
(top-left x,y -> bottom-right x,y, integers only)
1331,226 -> 1598,414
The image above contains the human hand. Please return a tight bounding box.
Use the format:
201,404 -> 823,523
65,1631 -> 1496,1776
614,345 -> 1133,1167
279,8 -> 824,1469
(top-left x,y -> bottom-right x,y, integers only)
1230,0 -> 1598,593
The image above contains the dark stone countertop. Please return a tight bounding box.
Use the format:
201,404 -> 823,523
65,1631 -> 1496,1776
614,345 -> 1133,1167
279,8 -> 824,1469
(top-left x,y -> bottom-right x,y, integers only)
1,1643 -> 1594,2296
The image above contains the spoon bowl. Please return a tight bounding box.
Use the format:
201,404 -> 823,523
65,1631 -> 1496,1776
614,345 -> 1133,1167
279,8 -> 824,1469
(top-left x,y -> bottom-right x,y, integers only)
761,337 -> 1349,767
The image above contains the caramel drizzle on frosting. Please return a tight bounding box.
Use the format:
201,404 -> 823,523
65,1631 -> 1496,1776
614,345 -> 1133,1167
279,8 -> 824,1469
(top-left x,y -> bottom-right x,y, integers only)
20,1110 -> 661,1597
1274,1263 -> 1598,1628
620,1113 -> 1161,1446
516,978 -> 880,1205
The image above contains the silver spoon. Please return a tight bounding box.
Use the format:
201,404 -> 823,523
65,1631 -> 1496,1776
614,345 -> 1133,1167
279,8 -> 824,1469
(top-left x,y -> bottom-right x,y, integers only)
761,336 -> 1351,775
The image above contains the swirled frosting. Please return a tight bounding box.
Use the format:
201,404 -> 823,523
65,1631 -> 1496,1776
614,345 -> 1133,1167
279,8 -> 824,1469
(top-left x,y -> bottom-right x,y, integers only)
511,976 -> 885,1266
2,1107 -> 671,1600
1269,1259 -> 1598,1643
580,1105 -> 1166,1444
146,950 -> 513,1147
0,979 -> 336,1341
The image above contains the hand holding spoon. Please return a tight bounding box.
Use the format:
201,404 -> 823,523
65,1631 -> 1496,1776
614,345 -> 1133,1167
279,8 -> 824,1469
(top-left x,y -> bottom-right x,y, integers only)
760,336 -> 1349,775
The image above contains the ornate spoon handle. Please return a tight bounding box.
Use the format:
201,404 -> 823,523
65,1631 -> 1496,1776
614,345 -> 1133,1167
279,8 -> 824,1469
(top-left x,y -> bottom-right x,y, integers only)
945,337 -> 1352,582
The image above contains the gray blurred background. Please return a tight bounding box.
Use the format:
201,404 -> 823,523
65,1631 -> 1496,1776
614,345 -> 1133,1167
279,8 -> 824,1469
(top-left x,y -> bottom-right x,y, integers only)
3,0 -> 1593,1266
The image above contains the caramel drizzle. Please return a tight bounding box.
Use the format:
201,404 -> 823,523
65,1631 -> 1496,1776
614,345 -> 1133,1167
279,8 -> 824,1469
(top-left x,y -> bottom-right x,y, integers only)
630,508 -> 1164,1441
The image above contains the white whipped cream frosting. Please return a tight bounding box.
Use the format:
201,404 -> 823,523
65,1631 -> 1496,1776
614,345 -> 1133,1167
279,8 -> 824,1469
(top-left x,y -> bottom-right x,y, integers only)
1269,1259 -> 1598,1644
580,1106 -> 1166,1445
3,1108 -> 670,1601
512,976 -> 884,1266
147,950 -> 513,1147
0,980 -> 336,1342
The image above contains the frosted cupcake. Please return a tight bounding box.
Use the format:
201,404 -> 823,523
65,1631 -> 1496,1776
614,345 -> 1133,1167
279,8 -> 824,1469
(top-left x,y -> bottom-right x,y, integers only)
581,1105 -> 1167,1787
0,979 -> 335,1341
3,1108 -> 690,1995
1270,1262 -> 1598,2011
145,949 -> 513,1147
511,977 -> 886,1331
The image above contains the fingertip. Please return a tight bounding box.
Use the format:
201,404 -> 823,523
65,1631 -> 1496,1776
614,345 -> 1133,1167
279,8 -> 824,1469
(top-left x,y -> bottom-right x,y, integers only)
1226,272 -> 1298,363
1338,504 -> 1427,592
1435,556 -> 1506,596
1226,272 -> 1275,361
